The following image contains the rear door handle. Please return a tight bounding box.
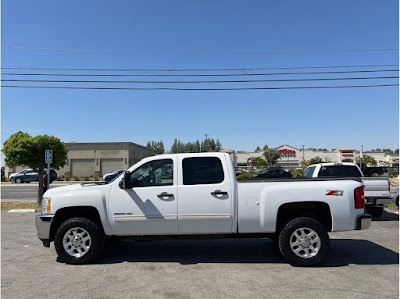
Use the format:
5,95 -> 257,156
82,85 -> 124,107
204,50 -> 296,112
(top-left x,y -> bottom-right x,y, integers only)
157,192 -> 174,198
211,190 -> 228,196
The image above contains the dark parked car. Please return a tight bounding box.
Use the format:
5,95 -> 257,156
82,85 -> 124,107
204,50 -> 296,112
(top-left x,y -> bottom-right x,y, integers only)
253,168 -> 292,179
11,169 -> 57,183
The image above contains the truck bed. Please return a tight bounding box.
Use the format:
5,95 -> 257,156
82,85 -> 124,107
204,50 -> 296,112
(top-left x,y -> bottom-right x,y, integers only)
239,177 -> 362,183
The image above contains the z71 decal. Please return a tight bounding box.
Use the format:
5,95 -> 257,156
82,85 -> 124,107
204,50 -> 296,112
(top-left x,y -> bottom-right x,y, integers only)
326,190 -> 344,196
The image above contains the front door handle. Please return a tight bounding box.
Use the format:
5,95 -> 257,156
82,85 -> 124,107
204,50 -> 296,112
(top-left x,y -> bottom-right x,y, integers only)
157,192 -> 174,198
211,190 -> 228,196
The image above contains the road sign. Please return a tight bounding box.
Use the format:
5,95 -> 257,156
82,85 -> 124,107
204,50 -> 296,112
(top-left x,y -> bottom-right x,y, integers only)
45,150 -> 53,164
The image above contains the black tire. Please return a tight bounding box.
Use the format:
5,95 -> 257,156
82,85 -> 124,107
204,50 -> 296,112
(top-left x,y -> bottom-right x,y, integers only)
278,217 -> 330,267
15,178 -> 23,183
396,196 -> 399,207
54,217 -> 104,264
369,206 -> 384,218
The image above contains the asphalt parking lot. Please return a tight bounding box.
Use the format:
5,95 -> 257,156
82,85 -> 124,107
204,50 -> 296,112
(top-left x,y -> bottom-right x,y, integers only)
1,211 -> 398,299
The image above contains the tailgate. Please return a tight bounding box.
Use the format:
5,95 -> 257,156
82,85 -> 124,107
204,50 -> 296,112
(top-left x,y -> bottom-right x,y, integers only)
362,177 -> 391,198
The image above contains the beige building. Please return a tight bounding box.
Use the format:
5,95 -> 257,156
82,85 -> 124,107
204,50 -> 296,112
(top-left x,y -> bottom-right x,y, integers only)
5,142 -> 156,179
235,144 -> 399,169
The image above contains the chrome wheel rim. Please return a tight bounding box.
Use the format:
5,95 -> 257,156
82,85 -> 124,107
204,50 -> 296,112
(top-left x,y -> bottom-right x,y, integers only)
63,227 -> 91,258
289,227 -> 321,259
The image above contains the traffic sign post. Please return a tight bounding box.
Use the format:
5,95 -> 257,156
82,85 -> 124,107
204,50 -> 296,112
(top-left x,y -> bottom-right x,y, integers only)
45,150 -> 53,188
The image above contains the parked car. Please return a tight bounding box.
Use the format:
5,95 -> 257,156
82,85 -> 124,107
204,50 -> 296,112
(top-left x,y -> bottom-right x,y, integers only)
253,168 -> 292,179
303,162 -> 392,217
9,169 -> 34,182
103,169 -> 125,183
11,169 -> 57,183
392,189 -> 399,207
36,152 -> 370,266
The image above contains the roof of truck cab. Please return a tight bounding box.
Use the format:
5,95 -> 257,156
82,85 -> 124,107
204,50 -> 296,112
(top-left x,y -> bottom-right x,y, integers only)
308,162 -> 357,167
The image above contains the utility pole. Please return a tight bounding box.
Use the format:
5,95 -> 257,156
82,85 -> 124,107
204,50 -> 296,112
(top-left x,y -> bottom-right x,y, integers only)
302,145 -> 306,168
360,145 -> 363,169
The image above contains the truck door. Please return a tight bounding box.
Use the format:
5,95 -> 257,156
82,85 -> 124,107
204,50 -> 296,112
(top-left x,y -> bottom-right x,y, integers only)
108,157 -> 178,235
177,155 -> 233,234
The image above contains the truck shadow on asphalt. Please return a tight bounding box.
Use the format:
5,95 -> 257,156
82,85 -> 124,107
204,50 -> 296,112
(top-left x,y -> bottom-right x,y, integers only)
373,211 -> 399,221
94,238 -> 398,267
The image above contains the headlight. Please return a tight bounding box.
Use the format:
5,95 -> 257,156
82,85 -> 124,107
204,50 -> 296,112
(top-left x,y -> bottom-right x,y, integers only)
42,198 -> 51,214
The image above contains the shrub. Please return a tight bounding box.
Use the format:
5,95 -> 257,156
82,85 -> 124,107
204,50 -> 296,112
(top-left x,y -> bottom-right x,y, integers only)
290,169 -> 303,177
388,171 -> 399,178
237,172 -> 255,180
83,176 -> 90,181
94,177 -> 99,181
73,176 -> 80,181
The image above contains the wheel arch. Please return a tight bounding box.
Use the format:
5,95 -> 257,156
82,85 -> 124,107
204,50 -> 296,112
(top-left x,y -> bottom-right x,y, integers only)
50,206 -> 105,241
276,201 -> 333,233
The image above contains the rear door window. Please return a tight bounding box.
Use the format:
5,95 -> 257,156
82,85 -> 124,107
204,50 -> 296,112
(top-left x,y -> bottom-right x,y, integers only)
183,157 -> 224,185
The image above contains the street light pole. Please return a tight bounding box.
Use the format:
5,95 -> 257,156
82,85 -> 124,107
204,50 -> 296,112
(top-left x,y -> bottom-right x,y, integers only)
360,145 -> 363,169
302,145 -> 305,168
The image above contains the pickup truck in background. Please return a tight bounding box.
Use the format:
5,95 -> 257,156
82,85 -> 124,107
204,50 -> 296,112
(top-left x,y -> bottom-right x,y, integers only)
36,153 -> 371,267
303,162 -> 392,217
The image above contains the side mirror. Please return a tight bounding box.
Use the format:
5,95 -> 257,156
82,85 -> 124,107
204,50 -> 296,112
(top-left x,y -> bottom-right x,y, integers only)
119,171 -> 132,189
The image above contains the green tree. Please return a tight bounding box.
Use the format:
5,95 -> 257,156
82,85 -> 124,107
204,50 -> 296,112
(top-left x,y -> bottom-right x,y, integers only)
255,146 -> 261,152
356,155 -> 377,166
248,157 -> 267,167
301,156 -> 323,167
263,147 -> 281,167
215,139 -> 222,151
395,149 -> 399,154
2,131 -> 68,203
383,148 -> 394,154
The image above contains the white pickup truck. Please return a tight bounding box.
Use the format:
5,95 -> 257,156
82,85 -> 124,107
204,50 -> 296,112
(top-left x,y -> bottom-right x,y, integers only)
36,153 -> 371,267
303,162 -> 392,217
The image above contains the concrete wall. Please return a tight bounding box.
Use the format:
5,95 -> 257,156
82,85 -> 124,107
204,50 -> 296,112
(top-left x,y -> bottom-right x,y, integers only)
59,142 -> 156,178
5,142 -> 156,179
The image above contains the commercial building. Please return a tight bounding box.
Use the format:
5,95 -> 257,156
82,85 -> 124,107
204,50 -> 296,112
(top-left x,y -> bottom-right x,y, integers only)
5,142 -> 156,179
235,144 -> 399,169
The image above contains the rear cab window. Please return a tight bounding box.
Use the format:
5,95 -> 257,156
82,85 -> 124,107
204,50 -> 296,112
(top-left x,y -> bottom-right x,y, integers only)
182,157 -> 224,185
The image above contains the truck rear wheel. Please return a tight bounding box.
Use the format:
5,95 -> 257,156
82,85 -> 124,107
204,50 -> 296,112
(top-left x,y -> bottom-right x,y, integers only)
278,217 -> 330,267
54,217 -> 104,264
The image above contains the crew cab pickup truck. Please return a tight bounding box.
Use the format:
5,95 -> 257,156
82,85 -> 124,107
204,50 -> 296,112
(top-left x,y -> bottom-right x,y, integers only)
36,153 -> 371,267
303,162 -> 392,217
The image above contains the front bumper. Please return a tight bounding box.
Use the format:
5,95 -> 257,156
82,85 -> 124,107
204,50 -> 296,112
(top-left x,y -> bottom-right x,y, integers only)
35,214 -> 54,247
356,214 -> 372,230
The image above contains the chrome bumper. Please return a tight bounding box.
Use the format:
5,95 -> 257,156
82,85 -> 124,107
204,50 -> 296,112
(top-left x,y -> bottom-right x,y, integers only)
35,214 -> 54,246
366,197 -> 392,205
356,214 -> 372,230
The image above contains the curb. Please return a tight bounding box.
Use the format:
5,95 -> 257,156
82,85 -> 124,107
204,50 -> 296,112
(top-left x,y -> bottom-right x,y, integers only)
384,207 -> 399,215
8,209 -> 37,213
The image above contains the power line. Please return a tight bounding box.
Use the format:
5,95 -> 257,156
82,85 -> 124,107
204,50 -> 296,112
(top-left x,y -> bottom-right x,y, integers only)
5,46 -> 399,55
2,64 -> 398,72
2,76 -> 397,84
2,84 -> 398,91
2,69 -> 398,78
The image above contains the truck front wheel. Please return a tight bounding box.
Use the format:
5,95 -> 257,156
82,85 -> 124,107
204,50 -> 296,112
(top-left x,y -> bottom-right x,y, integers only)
54,217 -> 104,264
278,217 -> 330,267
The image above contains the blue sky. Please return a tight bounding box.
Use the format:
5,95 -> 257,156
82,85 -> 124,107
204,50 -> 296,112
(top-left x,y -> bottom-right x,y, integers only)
2,0 -> 399,158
